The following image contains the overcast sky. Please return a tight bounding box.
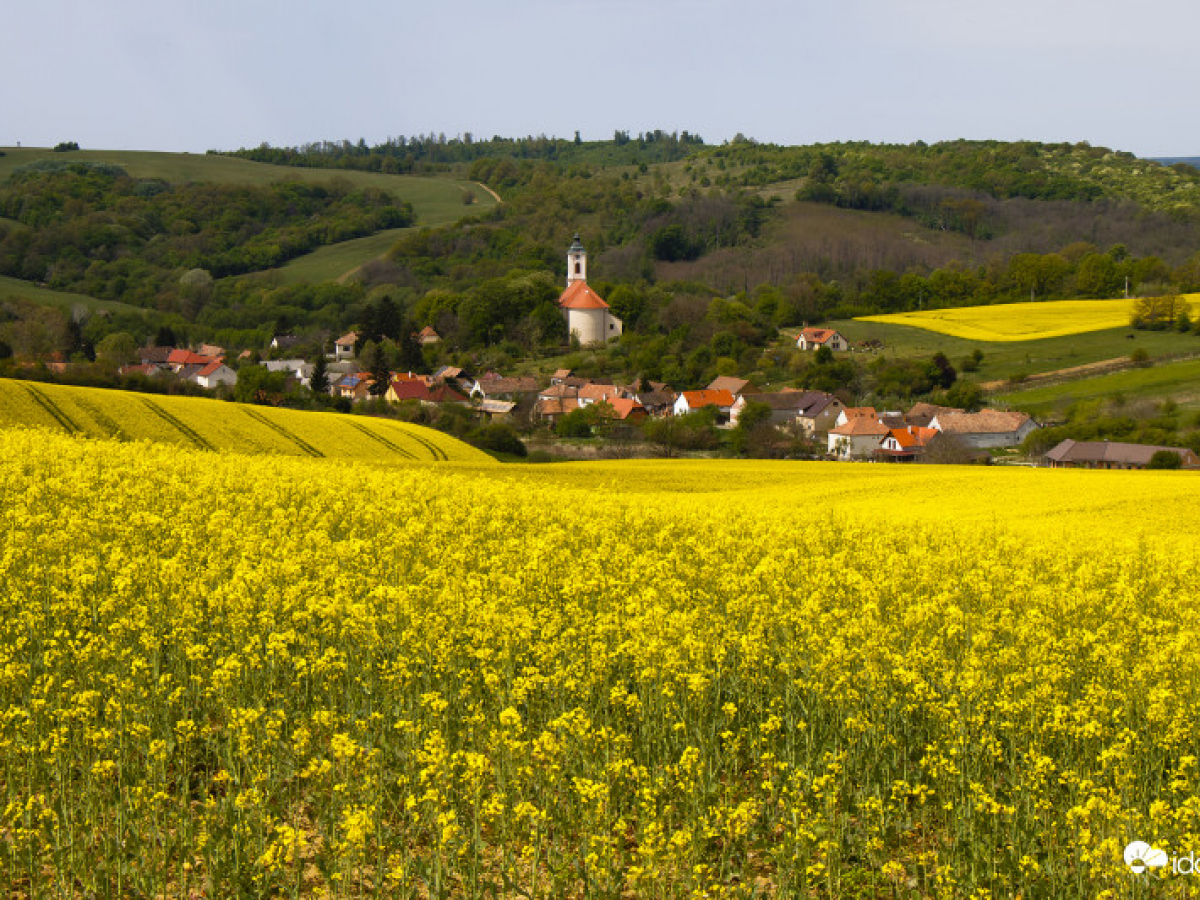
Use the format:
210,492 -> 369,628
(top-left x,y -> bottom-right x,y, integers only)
5,0 -> 1197,158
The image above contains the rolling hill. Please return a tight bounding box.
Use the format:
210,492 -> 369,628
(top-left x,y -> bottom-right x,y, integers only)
0,378 -> 491,463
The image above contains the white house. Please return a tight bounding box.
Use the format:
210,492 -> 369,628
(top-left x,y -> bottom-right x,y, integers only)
827,417 -> 889,459
557,235 -> 623,345
263,359 -> 314,389
929,410 -> 1037,449
797,328 -> 848,351
194,361 -> 238,390
334,332 -> 358,361
674,389 -> 735,419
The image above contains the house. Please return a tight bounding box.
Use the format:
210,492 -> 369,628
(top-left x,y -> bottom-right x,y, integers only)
835,407 -> 878,428
706,376 -> 760,399
557,235 -> 623,345
167,349 -> 215,371
797,328 -> 848,351
195,361 -> 237,389
601,397 -> 647,421
1044,439 -> 1200,470
196,343 -> 226,359
138,346 -> 173,368
416,325 -> 441,346
827,417 -> 890,459
477,399 -> 517,420
270,335 -> 299,351
334,332 -> 359,361
577,383 -> 626,407
334,373 -> 372,402
263,359 -> 314,388
906,402 -> 964,429
929,410 -> 1037,449
534,396 -> 581,423
471,376 -> 541,401
386,379 -> 432,404
876,426 -> 938,462
730,390 -> 842,433
550,368 -> 573,384
673,389 -> 735,420
634,387 -> 677,417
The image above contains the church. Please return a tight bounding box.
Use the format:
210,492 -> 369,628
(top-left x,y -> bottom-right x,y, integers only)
556,234 -> 623,345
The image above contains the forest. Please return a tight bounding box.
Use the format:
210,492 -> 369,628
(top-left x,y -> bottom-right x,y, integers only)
4,137 -> 1200,400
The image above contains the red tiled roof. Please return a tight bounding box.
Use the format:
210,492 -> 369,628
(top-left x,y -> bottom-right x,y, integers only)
605,397 -> 647,420
557,280 -> 610,310
389,380 -> 431,401
680,389 -> 735,409
197,361 -> 224,377
168,349 -> 214,366
799,328 -> 841,343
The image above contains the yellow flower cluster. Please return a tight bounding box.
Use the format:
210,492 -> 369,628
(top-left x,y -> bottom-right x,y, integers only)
1,427 -> 1198,896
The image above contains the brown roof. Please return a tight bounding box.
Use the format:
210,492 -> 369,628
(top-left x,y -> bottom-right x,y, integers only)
1045,439 -> 1199,467
935,410 -> 1030,435
335,331 -> 359,347
551,368 -> 572,379
535,397 -> 581,417
706,376 -> 756,395
539,384 -> 579,400
476,376 -> 540,396
830,418 -> 890,436
579,384 -> 625,403
557,281 -> 610,310
842,406 -> 878,420
741,390 -> 837,417
799,328 -> 842,344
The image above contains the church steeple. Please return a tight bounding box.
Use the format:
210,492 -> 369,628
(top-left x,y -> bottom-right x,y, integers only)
567,233 -> 586,286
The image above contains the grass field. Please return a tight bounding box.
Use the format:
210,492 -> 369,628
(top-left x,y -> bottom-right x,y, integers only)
828,318 -> 1200,384
995,355 -> 1200,416
0,378 -> 490,463
0,274 -> 142,314
3,435 -> 1200,896
856,296 -> 1200,341
0,147 -> 495,227
277,227 -> 413,284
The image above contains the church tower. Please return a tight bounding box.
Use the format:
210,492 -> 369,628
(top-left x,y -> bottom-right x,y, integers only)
567,233 -> 587,286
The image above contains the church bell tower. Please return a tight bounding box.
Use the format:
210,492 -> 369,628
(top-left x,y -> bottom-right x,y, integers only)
567,233 -> 587,286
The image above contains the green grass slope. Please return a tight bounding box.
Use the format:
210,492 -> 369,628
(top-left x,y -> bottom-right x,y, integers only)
0,148 -> 495,226
994,356 -> 1200,416
827,319 -> 1200,384
0,274 -> 142,314
0,379 -> 492,463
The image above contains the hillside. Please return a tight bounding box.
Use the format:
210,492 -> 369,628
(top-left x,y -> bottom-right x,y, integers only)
0,378 -> 490,462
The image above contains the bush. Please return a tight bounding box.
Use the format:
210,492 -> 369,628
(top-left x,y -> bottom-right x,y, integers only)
467,423 -> 527,457
1148,450 -> 1182,469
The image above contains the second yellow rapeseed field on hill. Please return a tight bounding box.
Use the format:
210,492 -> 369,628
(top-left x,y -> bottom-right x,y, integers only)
857,295 -> 1200,341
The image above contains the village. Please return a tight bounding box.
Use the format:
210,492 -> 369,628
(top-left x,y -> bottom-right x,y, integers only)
114,235 -> 1200,471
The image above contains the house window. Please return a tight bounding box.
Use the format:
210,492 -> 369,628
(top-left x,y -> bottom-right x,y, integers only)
575,262 -> 581,274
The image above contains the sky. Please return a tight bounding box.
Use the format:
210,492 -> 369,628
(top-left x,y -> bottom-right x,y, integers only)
5,0 -> 1198,158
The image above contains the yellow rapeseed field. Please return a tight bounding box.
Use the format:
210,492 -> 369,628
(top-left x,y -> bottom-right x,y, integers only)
3,429 -> 1200,897
857,295 -> 1200,341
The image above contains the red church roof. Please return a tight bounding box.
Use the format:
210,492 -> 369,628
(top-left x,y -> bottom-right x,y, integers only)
557,281 -> 610,310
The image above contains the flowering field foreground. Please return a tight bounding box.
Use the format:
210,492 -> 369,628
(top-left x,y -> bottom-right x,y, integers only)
3,431 -> 1200,898
0,379 -> 489,462
857,295 -> 1200,342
